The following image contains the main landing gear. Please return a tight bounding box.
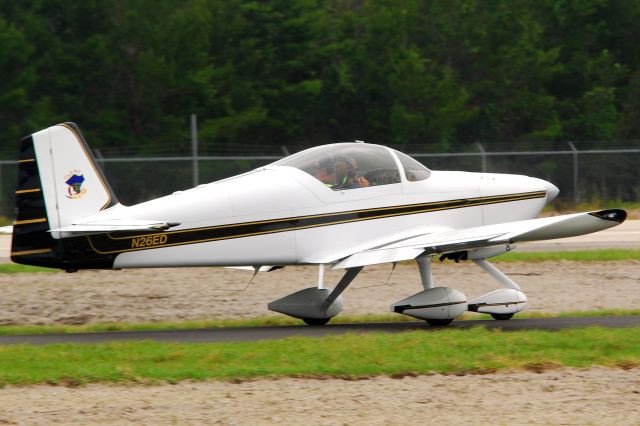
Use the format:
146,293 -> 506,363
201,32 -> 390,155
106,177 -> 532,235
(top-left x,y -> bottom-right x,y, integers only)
267,265 -> 363,326
390,255 -> 528,326
267,253 -> 527,327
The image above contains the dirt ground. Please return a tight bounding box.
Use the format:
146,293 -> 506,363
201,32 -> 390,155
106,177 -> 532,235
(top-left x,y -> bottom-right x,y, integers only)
1,261 -> 638,425
0,261 -> 638,325
0,367 -> 638,425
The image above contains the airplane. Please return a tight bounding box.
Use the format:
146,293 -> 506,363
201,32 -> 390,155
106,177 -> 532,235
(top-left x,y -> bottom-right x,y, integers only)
8,122 -> 626,326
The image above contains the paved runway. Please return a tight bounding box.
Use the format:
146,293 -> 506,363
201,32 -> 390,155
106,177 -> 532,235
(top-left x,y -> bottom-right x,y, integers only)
1,316 -> 638,345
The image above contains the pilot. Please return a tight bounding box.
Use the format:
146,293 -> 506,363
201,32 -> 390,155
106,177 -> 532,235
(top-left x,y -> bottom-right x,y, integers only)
313,157 -> 335,187
333,156 -> 369,189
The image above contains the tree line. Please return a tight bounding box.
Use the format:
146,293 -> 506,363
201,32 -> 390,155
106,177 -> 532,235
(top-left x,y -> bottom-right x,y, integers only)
1,0 -> 640,157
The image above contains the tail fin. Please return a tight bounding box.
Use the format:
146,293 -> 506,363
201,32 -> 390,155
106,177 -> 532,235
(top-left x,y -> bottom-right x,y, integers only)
11,123 -> 118,269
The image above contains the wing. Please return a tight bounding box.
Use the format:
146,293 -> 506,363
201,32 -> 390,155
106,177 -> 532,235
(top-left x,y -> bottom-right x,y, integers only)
49,219 -> 181,236
332,209 -> 626,269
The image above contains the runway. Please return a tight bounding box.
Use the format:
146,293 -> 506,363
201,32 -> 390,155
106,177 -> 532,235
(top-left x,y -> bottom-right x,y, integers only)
1,316 -> 638,345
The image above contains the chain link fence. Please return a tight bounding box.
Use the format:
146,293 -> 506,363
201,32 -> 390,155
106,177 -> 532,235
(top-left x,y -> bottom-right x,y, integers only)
0,146 -> 638,218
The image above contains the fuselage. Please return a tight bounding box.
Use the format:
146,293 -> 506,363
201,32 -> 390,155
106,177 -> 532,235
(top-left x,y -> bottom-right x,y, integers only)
81,144 -> 555,268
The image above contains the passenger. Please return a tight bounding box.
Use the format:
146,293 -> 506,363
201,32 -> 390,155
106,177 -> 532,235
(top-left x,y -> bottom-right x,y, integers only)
333,156 -> 369,189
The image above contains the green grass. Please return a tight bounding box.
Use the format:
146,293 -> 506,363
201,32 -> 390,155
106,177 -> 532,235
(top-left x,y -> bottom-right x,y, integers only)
495,249 -> 640,262
0,327 -> 637,386
0,309 -> 638,336
0,314 -> 409,335
0,263 -> 56,273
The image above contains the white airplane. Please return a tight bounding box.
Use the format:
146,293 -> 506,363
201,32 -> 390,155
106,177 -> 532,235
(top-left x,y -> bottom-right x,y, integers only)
10,123 -> 626,325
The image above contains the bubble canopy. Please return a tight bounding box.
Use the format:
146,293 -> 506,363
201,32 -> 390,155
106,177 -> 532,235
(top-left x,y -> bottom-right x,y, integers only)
272,143 -> 430,190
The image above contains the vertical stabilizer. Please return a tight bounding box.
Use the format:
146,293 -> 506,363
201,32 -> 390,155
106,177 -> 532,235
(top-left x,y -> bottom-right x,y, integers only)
32,123 -> 117,235
11,123 -> 118,269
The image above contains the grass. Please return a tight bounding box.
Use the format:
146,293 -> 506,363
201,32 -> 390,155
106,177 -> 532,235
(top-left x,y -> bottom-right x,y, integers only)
494,249 -> 640,262
0,263 -> 56,273
0,309 -> 638,336
0,326 -> 637,386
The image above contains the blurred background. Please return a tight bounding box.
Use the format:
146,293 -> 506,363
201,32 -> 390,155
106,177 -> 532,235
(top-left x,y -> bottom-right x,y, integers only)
1,0 -> 639,216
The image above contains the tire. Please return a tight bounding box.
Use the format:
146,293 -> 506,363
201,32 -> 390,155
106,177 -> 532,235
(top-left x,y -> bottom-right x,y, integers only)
491,313 -> 514,321
302,317 -> 331,326
425,318 -> 454,326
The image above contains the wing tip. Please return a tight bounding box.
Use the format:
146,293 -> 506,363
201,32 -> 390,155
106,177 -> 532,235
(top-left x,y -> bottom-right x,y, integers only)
589,209 -> 627,223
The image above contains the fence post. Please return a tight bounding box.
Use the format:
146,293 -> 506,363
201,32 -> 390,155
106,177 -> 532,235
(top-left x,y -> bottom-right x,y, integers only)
0,164 -> 3,217
191,114 -> 199,187
476,143 -> 487,172
568,141 -> 579,203
94,148 -> 105,173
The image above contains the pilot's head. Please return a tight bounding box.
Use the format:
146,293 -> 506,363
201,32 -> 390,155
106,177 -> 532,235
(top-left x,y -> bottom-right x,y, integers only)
314,157 -> 335,184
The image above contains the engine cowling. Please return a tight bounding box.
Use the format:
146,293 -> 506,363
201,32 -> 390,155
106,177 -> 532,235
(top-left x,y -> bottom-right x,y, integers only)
391,287 -> 467,321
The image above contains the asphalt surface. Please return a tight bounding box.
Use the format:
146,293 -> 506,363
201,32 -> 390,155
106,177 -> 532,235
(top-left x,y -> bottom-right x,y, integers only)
0,316 -> 638,346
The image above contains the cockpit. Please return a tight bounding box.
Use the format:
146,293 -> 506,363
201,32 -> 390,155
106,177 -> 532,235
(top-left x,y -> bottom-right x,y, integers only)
273,143 -> 431,190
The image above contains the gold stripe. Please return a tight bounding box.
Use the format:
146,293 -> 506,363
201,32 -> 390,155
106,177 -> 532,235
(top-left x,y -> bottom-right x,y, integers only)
14,218 -> 47,225
18,158 -> 35,163
11,248 -> 52,256
88,191 -> 547,255
105,190 -> 547,241
15,188 -> 41,194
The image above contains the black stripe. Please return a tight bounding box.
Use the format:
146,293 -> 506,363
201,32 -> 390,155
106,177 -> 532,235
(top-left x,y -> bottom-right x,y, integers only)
394,300 -> 468,314
12,135 -> 58,265
588,209 -> 627,223
86,191 -> 546,255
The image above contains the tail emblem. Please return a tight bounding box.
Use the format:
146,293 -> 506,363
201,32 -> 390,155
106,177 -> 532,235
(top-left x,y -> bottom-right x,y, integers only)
65,170 -> 88,199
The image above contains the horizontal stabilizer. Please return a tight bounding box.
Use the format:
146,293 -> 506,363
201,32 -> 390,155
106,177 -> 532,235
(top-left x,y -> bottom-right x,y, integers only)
50,219 -> 181,236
